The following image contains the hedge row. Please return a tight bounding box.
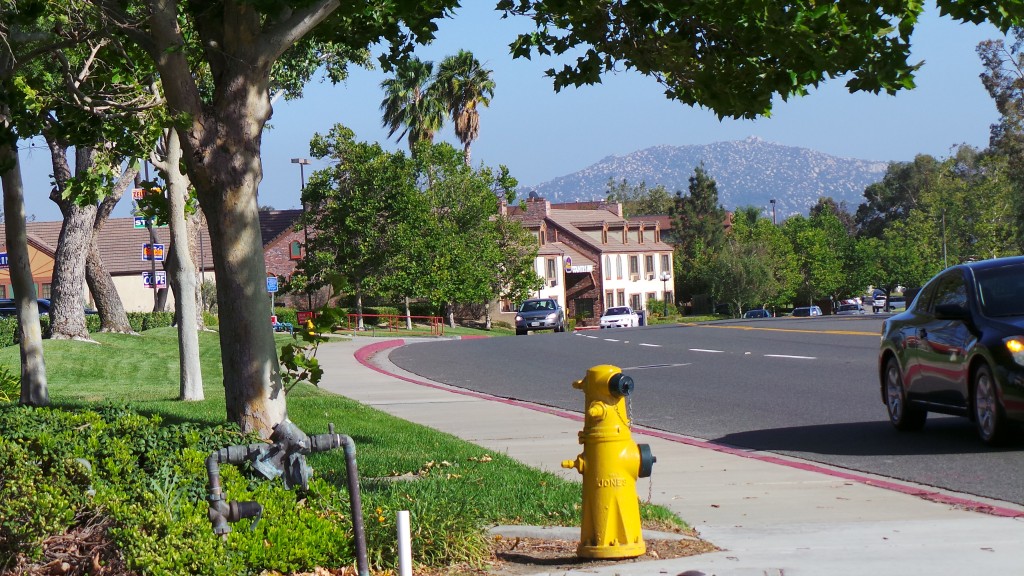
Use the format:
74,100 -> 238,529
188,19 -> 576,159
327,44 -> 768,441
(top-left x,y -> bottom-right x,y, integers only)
0,311 -> 221,347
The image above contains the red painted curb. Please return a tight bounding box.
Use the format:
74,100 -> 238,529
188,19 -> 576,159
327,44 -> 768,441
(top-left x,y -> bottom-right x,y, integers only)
352,339 -> 1024,519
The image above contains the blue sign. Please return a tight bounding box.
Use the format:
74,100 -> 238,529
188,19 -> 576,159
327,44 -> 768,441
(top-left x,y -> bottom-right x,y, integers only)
266,276 -> 279,293
0,252 -> 7,269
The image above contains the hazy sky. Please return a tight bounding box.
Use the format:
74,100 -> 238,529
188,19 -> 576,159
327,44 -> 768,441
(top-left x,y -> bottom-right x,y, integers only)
15,3 -> 1006,222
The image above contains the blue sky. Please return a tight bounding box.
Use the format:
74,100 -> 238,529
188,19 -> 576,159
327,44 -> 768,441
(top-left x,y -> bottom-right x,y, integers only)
16,3 -> 1006,222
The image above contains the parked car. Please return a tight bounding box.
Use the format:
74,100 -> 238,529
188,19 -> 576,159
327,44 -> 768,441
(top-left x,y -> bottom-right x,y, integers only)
879,256 -> 1024,444
791,306 -> 822,317
599,306 -> 640,328
835,303 -> 866,315
886,296 -> 906,312
515,298 -> 566,335
872,291 -> 888,313
743,309 -> 771,319
0,298 -> 97,316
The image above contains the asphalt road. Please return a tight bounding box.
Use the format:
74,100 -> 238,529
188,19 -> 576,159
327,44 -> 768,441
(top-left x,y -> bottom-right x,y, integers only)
389,316 -> 1024,506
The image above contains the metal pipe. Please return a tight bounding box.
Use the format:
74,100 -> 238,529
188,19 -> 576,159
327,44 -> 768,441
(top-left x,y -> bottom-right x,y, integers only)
311,425 -> 369,576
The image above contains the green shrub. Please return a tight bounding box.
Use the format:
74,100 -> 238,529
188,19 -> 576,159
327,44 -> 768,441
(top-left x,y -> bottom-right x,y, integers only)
0,317 -> 15,348
203,311 -> 219,327
127,311 -> 175,332
273,307 -> 298,326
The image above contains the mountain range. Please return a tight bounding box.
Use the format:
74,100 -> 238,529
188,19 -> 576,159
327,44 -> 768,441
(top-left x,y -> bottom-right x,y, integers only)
521,137 -> 890,218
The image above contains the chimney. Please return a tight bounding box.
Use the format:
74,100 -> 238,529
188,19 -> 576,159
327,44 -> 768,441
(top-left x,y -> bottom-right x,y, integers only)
598,201 -> 623,218
526,196 -> 550,219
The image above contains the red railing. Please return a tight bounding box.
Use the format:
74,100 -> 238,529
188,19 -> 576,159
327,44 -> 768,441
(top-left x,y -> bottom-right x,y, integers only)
345,313 -> 444,336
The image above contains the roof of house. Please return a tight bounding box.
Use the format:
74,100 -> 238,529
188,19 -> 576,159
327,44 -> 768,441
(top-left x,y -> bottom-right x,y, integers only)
0,209 -> 302,276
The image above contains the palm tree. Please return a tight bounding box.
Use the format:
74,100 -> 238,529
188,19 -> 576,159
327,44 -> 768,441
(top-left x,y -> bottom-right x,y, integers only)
435,50 -> 495,166
379,57 -> 445,152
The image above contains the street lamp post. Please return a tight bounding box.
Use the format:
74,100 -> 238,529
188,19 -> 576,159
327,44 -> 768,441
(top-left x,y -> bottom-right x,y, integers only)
659,271 -> 671,317
769,199 -> 777,225
291,158 -> 312,312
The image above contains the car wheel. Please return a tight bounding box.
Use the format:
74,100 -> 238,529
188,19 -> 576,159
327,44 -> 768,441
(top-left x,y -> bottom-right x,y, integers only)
515,328 -> 526,336
885,357 -> 926,431
974,363 -> 1010,445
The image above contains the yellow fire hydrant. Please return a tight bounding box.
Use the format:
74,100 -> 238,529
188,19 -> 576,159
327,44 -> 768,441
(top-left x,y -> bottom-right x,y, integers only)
562,364 -> 656,559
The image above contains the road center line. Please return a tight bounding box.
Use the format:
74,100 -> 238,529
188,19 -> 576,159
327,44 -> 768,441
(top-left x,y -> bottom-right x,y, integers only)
764,354 -> 817,360
604,338 -> 620,342
690,348 -> 724,353
638,343 -> 661,347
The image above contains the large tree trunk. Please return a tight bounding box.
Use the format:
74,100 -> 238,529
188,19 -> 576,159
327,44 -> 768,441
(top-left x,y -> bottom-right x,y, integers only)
142,0 -> 347,438
87,168 -> 136,333
0,132 -> 48,406
157,130 -> 203,401
188,209 -> 206,331
46,141 -> 94,341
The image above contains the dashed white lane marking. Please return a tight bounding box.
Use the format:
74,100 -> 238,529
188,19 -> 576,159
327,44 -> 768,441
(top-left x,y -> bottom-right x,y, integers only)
690,348 -> 724,353
584,335 -> 599,339
604,338 -> 620,342
624,362 -> 692,370
765,354 -> 817,360
638,343 -> 661,347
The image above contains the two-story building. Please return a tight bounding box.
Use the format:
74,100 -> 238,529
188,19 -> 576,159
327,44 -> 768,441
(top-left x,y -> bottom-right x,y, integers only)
500,197 -> 674,326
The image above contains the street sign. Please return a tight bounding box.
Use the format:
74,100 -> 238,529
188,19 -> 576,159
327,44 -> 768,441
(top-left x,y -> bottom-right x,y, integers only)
132,188 -> 146,200
133,216 -> 147,229
142,271 -> 166,287
266,276 -> 279,293
142,243 -> 165,261
0,252 -> 7,269
564,256 -> 572,272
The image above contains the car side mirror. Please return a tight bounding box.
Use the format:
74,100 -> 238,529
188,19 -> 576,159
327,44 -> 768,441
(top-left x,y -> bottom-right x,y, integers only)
934,303 -> 969,321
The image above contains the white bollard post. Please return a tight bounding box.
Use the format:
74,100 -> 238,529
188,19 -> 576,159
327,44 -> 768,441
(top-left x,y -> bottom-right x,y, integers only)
397,510 -> 412,576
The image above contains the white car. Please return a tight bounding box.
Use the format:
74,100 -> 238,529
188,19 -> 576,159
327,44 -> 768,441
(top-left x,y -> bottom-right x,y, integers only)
600,306 -> 639,328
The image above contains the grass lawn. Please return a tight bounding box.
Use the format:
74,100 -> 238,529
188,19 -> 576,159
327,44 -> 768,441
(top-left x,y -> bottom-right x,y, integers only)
0,327 -> 688,574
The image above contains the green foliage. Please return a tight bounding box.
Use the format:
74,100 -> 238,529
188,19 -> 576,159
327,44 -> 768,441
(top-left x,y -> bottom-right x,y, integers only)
0,364 -> 16,403
272,306 -> 298,326
126,312 -> 175,332
498,0 -> 938,119
202,311 -> 219,327
605,178 -> 674,217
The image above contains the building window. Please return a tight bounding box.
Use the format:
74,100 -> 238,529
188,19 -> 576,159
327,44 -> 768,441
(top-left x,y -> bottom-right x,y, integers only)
539,229 -> 546,245
41,283 -> 52,299
605,255 -> 612,280
605,291 -> 614,308
647,292 -> 656,308
661,254 -> 670,274
644,255 -> 654,276
546,258 -> 557,284
631,293 -> 642,310
616,256 -> 623,279
290,241 -> 302,260
500,299 -> 514,313
617,290 -> 625,306
665,290 -> 674,306
629,255 -> 639,276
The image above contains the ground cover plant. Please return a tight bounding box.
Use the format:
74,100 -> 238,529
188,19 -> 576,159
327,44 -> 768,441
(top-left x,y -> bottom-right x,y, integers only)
0,328 -> 686,575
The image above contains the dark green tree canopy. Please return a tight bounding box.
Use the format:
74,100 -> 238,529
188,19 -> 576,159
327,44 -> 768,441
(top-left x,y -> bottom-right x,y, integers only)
498,0 -> 1024,119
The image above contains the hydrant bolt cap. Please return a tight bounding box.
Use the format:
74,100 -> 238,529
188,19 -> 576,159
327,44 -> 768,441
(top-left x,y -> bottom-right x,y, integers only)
638,443 -> 656,478
609,373 -> 634,397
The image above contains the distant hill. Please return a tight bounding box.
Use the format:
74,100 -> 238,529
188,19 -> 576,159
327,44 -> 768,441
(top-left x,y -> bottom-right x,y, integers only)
521,137 -> 890,217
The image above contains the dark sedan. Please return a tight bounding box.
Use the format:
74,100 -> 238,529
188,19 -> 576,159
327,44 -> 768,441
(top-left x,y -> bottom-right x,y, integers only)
879,256 -> 1024,444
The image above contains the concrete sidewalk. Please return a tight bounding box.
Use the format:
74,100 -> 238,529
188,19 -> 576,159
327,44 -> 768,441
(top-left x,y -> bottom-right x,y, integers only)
315,336 -> 1024,576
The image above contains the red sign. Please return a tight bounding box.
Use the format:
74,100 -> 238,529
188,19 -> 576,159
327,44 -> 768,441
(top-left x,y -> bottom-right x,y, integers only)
297,311 -> 317,324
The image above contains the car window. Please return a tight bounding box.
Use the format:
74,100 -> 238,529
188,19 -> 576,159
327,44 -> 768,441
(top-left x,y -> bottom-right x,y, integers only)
976,264 -> 1024,317
929,272 -> 967,312
605,307 -> 630,316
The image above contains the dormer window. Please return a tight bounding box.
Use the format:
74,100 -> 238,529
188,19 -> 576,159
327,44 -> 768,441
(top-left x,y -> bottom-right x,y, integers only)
290,241 -> 302,260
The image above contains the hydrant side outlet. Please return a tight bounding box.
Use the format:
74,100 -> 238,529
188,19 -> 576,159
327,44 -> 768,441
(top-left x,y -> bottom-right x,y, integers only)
565,365 -> 648,559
